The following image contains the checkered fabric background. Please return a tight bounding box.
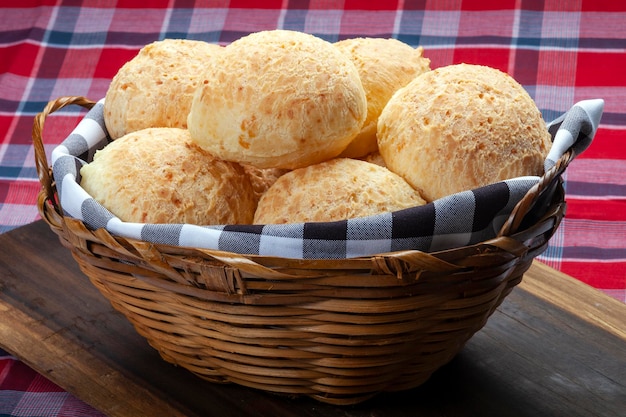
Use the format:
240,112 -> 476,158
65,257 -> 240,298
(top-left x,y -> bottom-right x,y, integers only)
0,350 -> 106,416
1,1 -> 625,415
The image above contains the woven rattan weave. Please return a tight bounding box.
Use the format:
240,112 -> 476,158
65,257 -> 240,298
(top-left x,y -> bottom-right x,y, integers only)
33,96 -> 568,405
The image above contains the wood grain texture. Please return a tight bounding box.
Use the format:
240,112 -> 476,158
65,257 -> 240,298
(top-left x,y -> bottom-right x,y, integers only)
519,261 -> 626,340
0,221 -> 624,417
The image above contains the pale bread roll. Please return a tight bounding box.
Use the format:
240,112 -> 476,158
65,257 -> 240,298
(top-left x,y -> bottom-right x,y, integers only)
104,39 -> 223,139
378,63 -> 552,202
253,158 -> 426,224
335,37 -> 431,158
80,128 -> 256,225
187,30 -> 368,170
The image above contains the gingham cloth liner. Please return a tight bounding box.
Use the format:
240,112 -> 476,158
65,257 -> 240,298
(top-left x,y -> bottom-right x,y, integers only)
50,99 -> 604,259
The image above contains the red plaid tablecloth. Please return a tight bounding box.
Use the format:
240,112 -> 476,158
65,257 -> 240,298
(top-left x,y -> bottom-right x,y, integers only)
0,351 -> 106,416
1,1 -> 625,415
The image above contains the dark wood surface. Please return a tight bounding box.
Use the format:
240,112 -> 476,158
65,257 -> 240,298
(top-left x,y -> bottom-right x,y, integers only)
1,220 -> 624,417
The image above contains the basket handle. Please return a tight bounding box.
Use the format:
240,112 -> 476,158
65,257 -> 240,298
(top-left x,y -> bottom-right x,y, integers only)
32,96 -> 97,211
498,149 -> 573,238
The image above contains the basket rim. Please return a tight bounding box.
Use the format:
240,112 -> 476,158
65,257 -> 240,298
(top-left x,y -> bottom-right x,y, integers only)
33,96 -> 579,263
28,95 -> 603,406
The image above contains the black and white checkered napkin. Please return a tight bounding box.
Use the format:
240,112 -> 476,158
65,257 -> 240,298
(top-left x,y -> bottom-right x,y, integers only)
50,99 -> 604,259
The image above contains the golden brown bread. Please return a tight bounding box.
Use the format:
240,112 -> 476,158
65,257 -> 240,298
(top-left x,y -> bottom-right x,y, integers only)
104,39 -> 223,139
253,158 -> 426,224
334,37 -> 431,158
187,30 -> 368,170
377,63 -> 552,201
80,127 -> 256,225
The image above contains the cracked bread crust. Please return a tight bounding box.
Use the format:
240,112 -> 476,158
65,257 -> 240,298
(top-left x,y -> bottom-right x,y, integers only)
378,63 -> 552,201
187,30 -> 367,170
335,37 -> 431,158
80,127 -> 256,225
253,158 -> 426,224
104,39 -> 223,139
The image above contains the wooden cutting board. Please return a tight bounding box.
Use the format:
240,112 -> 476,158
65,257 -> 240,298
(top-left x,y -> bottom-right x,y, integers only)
1,220 -> 624,417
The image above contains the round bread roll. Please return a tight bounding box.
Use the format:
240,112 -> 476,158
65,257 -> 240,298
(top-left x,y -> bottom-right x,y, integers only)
377,63 -> 552,202
80,127 -> 256,225
104,39 -> 223,139
253,158 -> 426,224
187,30 -> 368,170
335,37 -> 431,158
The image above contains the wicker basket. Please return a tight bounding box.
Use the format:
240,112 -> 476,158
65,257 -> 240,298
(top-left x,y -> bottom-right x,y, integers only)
33,96 -> 569,405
